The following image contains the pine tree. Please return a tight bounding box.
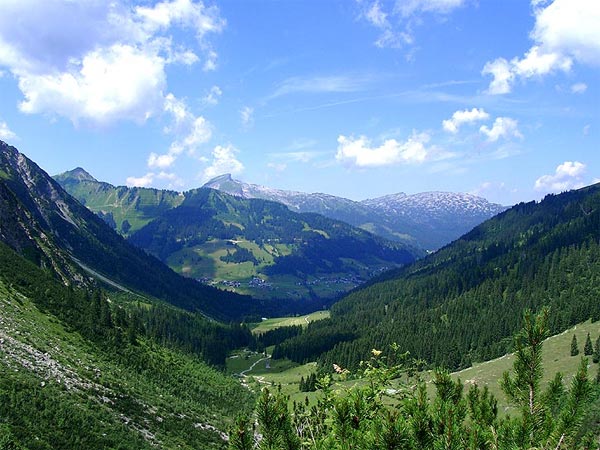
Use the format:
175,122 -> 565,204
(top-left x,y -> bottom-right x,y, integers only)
584,333 -> 593,355
594,336 -> 600,364
571,334 -> 580,356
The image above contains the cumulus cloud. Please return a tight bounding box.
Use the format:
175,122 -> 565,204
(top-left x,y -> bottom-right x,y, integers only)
202,144 -> 244,181
335,131 -> 452,167
442,108 -> 489,133
0,0 -> 224,124
479,117 -> 523,142
358,0 -> 466,48
483,0 -> 600,94
148,152 -> 177,169
126,172 -> 155,187
0,121 -> 16,140
125,169 -> 183,188
147,93 -> 212,169
18,44 -> 166,124
534,161 -> 587,192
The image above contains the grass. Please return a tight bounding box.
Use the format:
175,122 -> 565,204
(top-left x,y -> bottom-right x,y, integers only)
251,310 -> 330,334
235,318 -> 600,413
447,319 -> 600,415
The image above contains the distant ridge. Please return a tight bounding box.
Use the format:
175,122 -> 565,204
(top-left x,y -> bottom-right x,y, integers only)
202,173 -> 507,250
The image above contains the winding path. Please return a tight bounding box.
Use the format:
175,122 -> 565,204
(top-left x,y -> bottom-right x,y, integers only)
239,356 -> 270,377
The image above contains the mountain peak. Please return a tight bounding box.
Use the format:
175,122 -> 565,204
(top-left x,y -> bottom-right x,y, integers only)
55,167 -> 98,183
202,173 -> 246,195
203,173 -> 234,186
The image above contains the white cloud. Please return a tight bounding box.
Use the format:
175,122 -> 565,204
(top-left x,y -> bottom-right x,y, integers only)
483,0 -> 600,94
202,48 -> 218,71
202,144 -> 244,181
240,106 -> 254,128
147,93 -> 212,169
583,124 -> 591,135
479,117 -> 523,142
571,82 -> 587,94
135,0 -> 225,37
534,161 -> 587,192
481,58 -> 514,95
336,131 -> 450,167
442,108 -> 489,133
18,44 -> 166,124
148,152 -> 177,169
183,116 -> 212,149
358,0 -> 466,49
202,85 -> 222,105
126,172 -> 155,187
0,0 -> 224,125
365,1 -> 388,27
0,121 -> 16,140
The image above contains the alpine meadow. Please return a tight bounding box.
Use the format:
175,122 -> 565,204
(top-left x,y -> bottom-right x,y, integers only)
0,0 -> 599,449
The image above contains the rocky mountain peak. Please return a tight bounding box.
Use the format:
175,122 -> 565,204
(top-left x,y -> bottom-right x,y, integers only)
54,167 -> 98,183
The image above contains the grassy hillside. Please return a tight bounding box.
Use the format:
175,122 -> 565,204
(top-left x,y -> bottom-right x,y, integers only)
54,168 -> 183,235
129,188 -> 418,301
251,311 -> 330,334
0,277 -> 254,449
230,319 -> 600,417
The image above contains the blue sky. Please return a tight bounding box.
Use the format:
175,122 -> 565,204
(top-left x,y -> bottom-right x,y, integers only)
0,0 -> 598,205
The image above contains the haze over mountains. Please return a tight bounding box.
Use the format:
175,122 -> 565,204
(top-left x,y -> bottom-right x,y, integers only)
203,174 -> 507,251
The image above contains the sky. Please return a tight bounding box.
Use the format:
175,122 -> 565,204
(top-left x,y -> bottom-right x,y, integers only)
0,0 -> 598,205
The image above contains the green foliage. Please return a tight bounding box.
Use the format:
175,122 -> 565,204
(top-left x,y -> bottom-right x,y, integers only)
274,184 -> 600,371
231,310 -> 598,450
571,334 -> 580,356
584,332 -> 593,356
594,336 -> 600,364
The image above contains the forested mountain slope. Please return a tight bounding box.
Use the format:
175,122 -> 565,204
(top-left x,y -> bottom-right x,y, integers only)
0,141 -> 261,321
128,187 -> 419,301
272,184 -> 600,371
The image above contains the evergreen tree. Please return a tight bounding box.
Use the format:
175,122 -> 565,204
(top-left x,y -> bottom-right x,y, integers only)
584,333 -> 593,356
571,334 -> 580,356
594,336 -> 600,364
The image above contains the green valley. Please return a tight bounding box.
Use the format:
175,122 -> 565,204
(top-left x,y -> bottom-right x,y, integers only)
55,169 -> 420,302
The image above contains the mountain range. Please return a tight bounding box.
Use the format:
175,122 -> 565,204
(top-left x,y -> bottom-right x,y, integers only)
0,141 -> 263,321
272,182 -> 600,371
203,173 -> 507,251
2,139 -> 599,447
54,167 -> 419,301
